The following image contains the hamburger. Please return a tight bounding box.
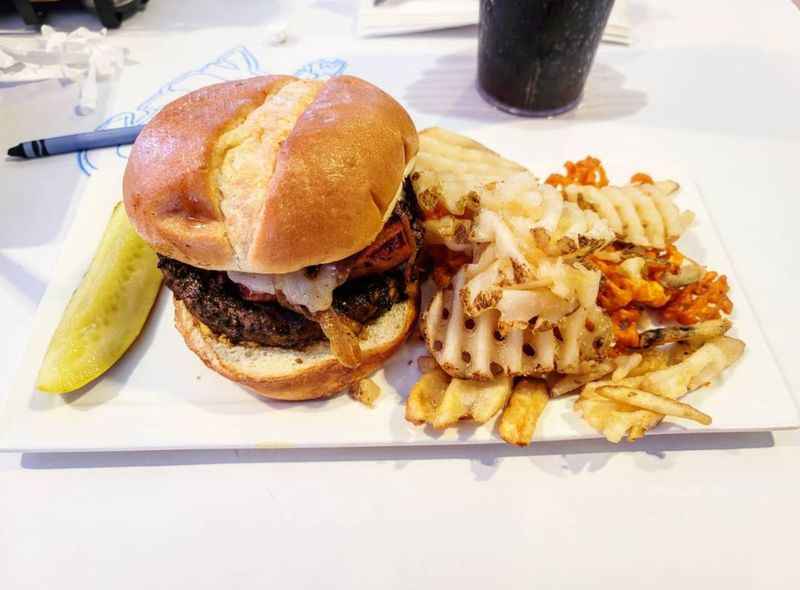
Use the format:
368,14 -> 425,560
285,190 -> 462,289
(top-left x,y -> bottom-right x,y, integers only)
123,75 -> 421,401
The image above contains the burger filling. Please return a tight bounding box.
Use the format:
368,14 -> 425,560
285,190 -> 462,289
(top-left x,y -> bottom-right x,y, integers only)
159,191 -> 423,365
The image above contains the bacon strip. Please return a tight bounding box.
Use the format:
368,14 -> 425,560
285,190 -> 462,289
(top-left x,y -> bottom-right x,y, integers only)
348,219 -> 413,280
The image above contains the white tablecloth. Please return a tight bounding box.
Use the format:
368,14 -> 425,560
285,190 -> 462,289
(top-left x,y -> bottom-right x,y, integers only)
1,1 -> 799,588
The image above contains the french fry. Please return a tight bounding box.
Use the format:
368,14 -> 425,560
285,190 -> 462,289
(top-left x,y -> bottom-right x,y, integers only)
610,353 -> 642,382
575,336 -> 744,442
404,370 -> 513,430
668,340 -> 704,365
596,386 -> 712,425
627,348 -> 670,377
551,363 -> 612,397
628,425 -> 646,441
405,369 -> 450,425
433,376 -> 513,428
349,378 -> 381,408
636,318 -> 732,349
575,391 -> 659,443
641,336 -> 744,398
497,380 -> 549,446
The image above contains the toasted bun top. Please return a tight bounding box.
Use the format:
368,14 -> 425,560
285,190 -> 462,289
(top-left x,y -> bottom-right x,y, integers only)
123,75 -> 418,274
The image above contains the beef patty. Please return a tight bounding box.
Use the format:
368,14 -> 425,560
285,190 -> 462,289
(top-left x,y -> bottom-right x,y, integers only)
159,191 -> 423,349
159,257 -> 409,349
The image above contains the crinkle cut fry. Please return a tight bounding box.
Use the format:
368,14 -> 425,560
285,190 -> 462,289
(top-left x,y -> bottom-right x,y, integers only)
564,181 -> 691,248
423,271 -> 559,379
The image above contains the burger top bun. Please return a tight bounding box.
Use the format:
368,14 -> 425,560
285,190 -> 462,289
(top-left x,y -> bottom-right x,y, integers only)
123,75 -> 418,274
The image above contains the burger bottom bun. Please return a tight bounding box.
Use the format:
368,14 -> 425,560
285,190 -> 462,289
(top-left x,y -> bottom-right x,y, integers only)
173,297 -> 417,401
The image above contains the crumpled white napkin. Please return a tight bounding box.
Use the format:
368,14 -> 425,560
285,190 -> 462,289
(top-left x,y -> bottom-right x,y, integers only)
358,0 -> 631,45
0,25 -> 128,113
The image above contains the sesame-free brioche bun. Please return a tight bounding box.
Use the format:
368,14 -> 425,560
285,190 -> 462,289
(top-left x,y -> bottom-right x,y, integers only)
123,75 -> 418,274
174,298 -> 417,401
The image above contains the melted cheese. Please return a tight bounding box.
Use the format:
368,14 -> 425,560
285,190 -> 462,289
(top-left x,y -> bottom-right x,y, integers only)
228,264 -> 341,313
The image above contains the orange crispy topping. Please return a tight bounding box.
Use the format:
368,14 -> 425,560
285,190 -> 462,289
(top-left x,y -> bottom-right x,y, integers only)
645,245 -> 684,281
592,256 -> 671,312
546,156 -> 609,188
593,257 -> 633,310
610,308 -> 641,349
630,172 -> 654,185
634,279 -> 671,308
662,272 -> 733,325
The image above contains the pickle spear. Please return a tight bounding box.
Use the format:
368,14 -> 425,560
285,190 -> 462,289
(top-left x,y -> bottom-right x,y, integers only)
36,203 -> 162,394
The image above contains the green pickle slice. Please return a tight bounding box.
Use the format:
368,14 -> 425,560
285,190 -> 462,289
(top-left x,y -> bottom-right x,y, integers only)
36,203 -> 162,394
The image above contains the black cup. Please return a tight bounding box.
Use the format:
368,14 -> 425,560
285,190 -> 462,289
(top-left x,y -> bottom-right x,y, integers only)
478,0 -> 616,117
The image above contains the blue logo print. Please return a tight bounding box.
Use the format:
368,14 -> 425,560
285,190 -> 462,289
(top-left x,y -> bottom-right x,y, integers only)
294,58 -> 347,80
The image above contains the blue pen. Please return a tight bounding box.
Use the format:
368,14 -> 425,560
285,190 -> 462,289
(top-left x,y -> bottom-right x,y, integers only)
7,125 -> 144,159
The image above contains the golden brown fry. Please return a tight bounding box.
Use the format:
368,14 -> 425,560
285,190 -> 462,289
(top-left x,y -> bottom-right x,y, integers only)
636,318 -> 732,350
497,380 -> 549,446
641,336 -> 744,399
611,353 -> 642,382
551,364 -> 613,397
433,376 -> 513,428
405,369 -> 450,425
349,378 -> 381,408
575,394 -> 658,443
627,348 -> 670,377
668,340 -> 704,365
404,370 -> 512,429
628,425 -> 646,441
575,336 -> 744,442
596,386 -> 712,425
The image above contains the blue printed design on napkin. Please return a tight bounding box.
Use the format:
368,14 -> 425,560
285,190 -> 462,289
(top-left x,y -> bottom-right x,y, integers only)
294,58 -> 347,80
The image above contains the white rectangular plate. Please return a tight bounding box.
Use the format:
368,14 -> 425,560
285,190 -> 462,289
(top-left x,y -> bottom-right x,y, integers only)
1,122 -> 797,452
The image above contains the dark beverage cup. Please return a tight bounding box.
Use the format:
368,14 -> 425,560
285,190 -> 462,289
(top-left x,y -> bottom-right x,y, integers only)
478,0 -> 616,117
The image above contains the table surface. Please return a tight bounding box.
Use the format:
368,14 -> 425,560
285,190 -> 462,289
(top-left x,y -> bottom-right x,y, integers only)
2,1 -> 800,588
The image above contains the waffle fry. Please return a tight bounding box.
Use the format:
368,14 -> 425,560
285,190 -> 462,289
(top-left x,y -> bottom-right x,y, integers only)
412,127 -> 528,217
476,173 -> 614,249
422,268 -> 612,379
564,181 -> 694,248
424,271 -> 555,379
